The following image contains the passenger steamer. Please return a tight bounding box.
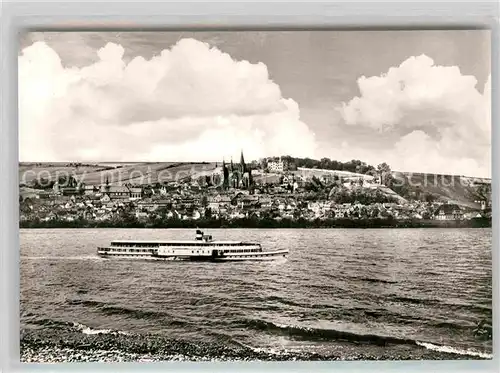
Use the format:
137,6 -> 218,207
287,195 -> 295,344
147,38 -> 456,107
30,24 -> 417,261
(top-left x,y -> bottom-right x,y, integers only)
97,230 -> 288,261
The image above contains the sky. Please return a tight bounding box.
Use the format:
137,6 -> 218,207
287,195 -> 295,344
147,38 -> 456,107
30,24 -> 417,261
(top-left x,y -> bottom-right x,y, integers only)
18,30 -> 491,177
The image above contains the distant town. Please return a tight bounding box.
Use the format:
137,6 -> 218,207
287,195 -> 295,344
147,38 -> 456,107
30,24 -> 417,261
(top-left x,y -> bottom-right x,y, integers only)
19,153 -> 492,228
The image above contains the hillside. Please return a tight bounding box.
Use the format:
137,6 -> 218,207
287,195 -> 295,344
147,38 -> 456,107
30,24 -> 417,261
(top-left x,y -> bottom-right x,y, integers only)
18,162 -> 490,209
394,172 -> 490,209
370,184 -> 408,204
19,162 -> 216,186
292,167 -> 374,181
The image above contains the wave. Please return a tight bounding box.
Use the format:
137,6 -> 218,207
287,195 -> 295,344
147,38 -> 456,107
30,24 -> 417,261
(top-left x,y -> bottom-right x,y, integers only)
25,317 -> 492,360
357,277 -> 397,285
430,321 -> 475,331
390,296 -> 440,306
68,299 -> 188,327
28,318 -> 129,336
389,295 -> 492,316
238,318 -> 417,346
21,255 -> 102,261
416,342 -> 492,359
72,322 -> 130,336
239,318 -> 493,358
30,318 -> 75,329
263,295 -> 308,309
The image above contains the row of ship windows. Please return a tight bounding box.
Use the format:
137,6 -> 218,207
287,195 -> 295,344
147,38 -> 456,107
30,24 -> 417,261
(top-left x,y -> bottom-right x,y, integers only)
106,253 -> 281,258
223,249 -> 259,253
160,249 -> 259,253
109,254 -> 150,257
110,249 -> 151,252
160,250 -> 209,254
111,243 -> 253,247
225,253 -> 280,258
158,249 -> 260,254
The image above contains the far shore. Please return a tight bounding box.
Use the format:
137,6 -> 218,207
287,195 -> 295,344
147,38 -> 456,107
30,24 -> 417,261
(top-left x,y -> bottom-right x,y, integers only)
19,217 -> 492,229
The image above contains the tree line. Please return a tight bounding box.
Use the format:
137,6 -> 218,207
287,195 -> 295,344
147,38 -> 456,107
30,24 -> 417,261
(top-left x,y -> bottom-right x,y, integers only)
20,216 -> 491,229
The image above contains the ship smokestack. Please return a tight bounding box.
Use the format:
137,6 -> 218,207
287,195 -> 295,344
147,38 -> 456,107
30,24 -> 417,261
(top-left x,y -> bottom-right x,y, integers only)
196,229 -> 203,240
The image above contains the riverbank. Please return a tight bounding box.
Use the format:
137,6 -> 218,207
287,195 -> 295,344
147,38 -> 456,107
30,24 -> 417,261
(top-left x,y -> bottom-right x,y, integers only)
20,328 -> 488,362
19,217 -> 492,229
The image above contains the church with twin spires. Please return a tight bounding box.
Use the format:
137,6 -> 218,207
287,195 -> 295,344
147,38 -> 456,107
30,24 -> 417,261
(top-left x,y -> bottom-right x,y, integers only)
215,150 -> 253,191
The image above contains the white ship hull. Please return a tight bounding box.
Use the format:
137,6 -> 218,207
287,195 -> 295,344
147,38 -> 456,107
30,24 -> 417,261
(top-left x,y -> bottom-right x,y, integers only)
97,231 -> 288,262
213,250 -> 288,261
96,249 -> 288,262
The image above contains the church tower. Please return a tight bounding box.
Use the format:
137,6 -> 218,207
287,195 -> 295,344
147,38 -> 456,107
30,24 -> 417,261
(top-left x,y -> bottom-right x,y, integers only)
222,158 -> 229,190
240,150 -> 246,174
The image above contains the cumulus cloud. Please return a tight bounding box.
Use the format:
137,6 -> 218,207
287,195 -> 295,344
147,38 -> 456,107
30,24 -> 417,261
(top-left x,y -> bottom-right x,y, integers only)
19,39 -> 317,162
340,54 -> 491,177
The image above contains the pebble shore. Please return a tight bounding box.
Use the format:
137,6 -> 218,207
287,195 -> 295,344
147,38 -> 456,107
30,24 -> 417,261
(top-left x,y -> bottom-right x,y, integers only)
20,329 -> 487,363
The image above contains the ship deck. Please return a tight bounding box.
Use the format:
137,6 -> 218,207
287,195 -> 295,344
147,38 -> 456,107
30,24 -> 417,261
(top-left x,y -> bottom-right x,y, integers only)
110,240 -> 258,246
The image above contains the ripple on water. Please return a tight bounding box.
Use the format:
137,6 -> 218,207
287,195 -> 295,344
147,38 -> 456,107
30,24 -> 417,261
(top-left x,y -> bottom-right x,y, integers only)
20,228 -> 492,357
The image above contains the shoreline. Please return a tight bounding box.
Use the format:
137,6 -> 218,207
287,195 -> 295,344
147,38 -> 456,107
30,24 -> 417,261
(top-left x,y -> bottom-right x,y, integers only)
20,345 -> 487,363
20,329 -> 490,362
19,217 -> 492,229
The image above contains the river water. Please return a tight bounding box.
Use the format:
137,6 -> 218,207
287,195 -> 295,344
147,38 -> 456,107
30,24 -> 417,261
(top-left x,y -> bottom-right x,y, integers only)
20,228 -> 492,360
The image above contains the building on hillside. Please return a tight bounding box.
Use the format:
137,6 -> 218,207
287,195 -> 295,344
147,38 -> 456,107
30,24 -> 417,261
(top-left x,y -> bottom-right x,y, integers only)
211,195 -> 232,214
61,187 -> 81,196
53,176 -> 84,196
136,199 -> 171,212
464,211 -> 482,220
258,196 -> 273,208
207,197 -> 221,212
474,199 -> 491,211
84,185 -> 97,195
135,211 -> 149,220
191,151 -> 254,192
100,177 -> 130,200
100,194 -> 111,203
282,174 -> 295,185
433,204 -> 464,220
129,187 -> 143,200
37,191 -> 55,200
220,150 -> 254,191
159,186 -> 168,196
106,185 -> 130,199
332,203 -> 352,218
267,158 -> 287,173
232,193 -> 259,209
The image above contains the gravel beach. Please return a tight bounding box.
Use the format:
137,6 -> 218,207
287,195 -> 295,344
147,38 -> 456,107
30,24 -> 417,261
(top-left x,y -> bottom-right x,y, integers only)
20,329 -> 488,363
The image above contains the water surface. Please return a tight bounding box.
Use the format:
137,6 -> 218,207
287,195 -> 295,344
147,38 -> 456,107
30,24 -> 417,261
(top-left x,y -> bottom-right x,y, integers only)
20,228 -> 492,359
